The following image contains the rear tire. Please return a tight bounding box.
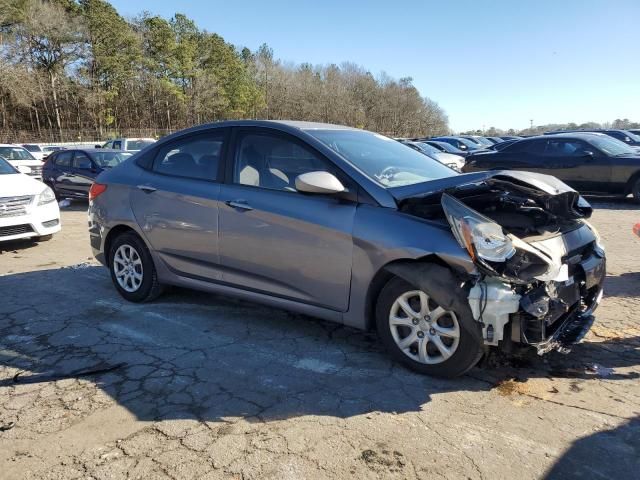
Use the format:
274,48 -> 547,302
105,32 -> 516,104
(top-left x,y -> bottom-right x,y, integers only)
108,231 -> 163,302
376,276 -> 483,378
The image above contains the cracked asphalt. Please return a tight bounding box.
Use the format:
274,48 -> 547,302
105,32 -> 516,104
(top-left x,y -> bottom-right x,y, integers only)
1,200 -> 639,479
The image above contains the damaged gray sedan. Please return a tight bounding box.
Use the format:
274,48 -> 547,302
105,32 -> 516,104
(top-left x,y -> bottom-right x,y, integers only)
89,121 -> 605,377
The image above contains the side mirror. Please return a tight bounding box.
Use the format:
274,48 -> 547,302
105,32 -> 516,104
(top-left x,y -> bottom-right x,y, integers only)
94,144 -> 102,149
581,150 -> 594,157
17,165 -> 32,175
295,171 -> 345,194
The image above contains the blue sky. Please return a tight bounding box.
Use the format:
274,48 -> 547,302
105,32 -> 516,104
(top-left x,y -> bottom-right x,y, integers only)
109,0 -> 640,132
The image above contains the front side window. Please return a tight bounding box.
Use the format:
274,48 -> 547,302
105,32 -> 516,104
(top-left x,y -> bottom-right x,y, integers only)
308,129 -> 455,188
546,140 -> 587,156
113,141 -> 122,149
234,133 -> 331,191
73,152 -> 93,169
153,132 -> 224,180
55,151 -> 73,167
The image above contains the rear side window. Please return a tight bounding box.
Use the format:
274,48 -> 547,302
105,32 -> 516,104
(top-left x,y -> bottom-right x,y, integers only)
153,131 -> 225,181
505,139 -> 546,154
55,151 -> 73,167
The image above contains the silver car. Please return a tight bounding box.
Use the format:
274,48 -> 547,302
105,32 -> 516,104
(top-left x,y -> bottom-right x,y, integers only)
89,121 -> 605,377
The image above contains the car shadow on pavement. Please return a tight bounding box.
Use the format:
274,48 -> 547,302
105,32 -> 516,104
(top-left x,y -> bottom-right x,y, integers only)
543,415 -> 640,479
0,238 -> 43,254
1,266 -> 639,425
588,197 -> 639,210
604,272 -> 640,299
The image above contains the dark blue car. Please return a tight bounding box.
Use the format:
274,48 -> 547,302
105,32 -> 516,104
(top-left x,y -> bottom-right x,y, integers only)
43,149 -> 132,199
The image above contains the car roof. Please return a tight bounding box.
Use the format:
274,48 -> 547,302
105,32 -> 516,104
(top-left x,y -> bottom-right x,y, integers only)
145,120 -> 364,148
521,133 -> 602,141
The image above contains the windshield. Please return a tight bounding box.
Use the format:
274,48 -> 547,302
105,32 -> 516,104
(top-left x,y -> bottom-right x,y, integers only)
127,140 -> 155,150
23,144 -> 42,152
308,129 -> 456,187
415,142 -> 442,156
431,141 -> 458,153
0,157 -> 17,174
467,136 -> 493,146
0,146 -> 36,161
90,151 -> 133,167
624,131 -> 640,142
588,136 -> 636,156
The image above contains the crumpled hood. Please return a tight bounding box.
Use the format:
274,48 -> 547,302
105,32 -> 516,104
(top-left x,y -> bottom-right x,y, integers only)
390,170 -> 578,202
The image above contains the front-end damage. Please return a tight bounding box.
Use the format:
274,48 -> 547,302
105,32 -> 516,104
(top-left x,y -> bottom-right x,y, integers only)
398,171 -> 606,356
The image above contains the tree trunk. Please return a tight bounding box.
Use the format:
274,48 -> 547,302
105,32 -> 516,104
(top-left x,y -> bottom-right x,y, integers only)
49,71 -> 63,139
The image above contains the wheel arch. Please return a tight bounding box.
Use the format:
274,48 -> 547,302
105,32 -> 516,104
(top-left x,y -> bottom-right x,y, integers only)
364,254 -> 454,331
624,170 -> 640,195
103,224 -> 142,265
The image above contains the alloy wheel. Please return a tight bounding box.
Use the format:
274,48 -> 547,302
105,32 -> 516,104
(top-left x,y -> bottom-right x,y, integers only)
113,244 -> 144,293
389,290 -> 460,364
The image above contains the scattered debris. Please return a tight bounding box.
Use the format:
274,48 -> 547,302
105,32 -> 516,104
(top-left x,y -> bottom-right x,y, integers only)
585,363 -> 614,377
64,262 -> 93,270
0,421 -> 15,432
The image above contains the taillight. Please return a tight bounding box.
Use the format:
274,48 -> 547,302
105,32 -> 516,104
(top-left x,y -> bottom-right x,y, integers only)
89,183 -> 107,201
633,223 -> 640,238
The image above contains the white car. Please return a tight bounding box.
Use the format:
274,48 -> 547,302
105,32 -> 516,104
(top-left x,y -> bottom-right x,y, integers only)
0,157 -> 61,242
405,141 -> 465,171
21,144 -> 45,161
0,144 -> 43,180
98,138 -> 156,152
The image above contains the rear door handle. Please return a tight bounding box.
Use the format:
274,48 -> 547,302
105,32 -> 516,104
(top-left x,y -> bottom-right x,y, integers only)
225,199 -> 253,211
137,185 -> 157,194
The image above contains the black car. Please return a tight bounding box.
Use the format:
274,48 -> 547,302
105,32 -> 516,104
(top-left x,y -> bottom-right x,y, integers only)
463,133 -> 640,201
545,129 -> 640,147
43,149 -> 133,199
488,139 -> 520,151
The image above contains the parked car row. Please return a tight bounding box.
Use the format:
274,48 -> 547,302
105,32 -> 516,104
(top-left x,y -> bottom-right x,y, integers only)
463,132 -> 640,201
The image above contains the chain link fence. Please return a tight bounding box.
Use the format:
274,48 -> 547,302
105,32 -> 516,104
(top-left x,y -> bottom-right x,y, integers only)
0,128 -> 176,145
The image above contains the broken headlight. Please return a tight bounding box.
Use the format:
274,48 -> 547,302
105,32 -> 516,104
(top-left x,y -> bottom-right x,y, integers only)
442,193 -> 516,262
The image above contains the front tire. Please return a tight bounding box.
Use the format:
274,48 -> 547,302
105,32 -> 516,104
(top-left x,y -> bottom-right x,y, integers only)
108,232 -> 163,302
376,276 -> 483,378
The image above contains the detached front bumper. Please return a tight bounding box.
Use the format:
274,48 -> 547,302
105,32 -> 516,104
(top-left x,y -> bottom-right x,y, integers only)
521,249 -> 605,354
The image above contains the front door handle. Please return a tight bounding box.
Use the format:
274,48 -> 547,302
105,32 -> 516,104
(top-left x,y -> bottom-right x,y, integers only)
137,184 -> 157,194
225,199 -> 253,211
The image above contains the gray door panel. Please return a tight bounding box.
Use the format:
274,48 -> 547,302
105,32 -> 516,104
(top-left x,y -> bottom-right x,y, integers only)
219,184 -> 355,311
130,171 -> 222,280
